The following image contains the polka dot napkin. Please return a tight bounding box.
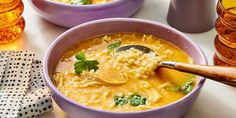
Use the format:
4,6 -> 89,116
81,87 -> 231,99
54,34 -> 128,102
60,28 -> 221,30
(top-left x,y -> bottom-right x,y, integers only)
0,51 -> 52,118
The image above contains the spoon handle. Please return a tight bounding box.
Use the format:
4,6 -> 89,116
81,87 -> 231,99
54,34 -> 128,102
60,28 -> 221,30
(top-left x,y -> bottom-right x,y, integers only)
159,61 -> 236,87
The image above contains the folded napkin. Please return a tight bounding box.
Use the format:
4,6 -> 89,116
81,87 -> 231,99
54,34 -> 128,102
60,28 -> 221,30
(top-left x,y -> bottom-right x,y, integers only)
0,51 -> 52,118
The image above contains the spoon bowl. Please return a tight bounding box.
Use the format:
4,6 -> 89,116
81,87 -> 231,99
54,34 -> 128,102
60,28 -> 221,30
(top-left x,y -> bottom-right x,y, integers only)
116,45 -> 153,53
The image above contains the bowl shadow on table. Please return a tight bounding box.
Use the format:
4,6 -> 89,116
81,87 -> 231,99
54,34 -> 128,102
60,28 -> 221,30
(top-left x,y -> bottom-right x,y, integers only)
129,1 -> 145,18
37,17 -> 68,31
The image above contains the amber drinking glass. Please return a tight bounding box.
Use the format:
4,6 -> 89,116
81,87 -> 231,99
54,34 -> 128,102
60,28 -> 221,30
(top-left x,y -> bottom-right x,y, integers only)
214,36 -> 236,66
0,0 -> 25,44
213,54 -> 232,66
214,0 -> 236,66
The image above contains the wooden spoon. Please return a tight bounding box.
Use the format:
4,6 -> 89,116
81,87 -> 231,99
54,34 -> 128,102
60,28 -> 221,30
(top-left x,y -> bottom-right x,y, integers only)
116,45 -> 236,87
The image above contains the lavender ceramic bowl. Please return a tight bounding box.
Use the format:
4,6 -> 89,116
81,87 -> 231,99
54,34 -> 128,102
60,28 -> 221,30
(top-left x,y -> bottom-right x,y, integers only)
44,18 -> 207,118
29,0 -> 144,28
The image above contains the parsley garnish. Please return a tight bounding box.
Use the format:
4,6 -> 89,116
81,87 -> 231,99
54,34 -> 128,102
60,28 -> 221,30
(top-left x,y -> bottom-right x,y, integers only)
75,51 -> 86,60
114,96 -> 129,106
164,81 -> 194,94
129,94 -> 147,106
114,94 -> 147,106
180,81 -> 194,94
107,41 -> 121,50
74,52 -> 99,74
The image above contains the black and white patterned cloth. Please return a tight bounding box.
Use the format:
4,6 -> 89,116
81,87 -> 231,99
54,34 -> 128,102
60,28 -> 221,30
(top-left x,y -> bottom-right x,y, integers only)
0,51 -> 52,118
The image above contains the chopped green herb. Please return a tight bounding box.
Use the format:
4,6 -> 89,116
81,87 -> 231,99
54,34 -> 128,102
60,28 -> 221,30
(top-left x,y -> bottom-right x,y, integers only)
114,96 -> 129,106
114,94 -> 146,106
180,81 -> 194,94
129,94 -> 146,106
74,52 -> 99,74
70,0 -> 92,5
107,41 -> 121,50
164,81 -> 194,94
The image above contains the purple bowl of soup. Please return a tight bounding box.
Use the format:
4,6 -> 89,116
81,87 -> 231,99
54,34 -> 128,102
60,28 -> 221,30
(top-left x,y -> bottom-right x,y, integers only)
43,18 -> 207,118
29,0 -> 144,28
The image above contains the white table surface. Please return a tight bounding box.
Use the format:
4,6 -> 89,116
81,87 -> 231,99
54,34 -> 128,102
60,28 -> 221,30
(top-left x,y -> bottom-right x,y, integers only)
1,0 -> 236,118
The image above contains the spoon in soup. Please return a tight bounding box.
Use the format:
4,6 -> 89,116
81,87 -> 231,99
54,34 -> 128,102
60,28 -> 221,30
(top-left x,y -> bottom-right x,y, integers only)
116,45 -> 236,87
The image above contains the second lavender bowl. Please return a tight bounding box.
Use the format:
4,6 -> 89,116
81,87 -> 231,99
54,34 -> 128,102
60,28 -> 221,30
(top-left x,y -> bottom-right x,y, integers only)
29,0 -> 144,28
44,18 -> 207,118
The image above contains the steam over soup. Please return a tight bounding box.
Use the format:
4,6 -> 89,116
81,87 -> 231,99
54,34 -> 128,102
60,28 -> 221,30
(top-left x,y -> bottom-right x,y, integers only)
53,33 -> 196,112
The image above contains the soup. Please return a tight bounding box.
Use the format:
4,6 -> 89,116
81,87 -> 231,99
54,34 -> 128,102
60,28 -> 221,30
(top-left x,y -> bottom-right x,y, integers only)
53,33 -> 196,112
52,0 -> 112,5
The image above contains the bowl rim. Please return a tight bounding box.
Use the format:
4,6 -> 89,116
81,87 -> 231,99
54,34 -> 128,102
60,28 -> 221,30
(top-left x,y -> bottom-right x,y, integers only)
43,0 -> 128,9
43,18 -> 207,115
